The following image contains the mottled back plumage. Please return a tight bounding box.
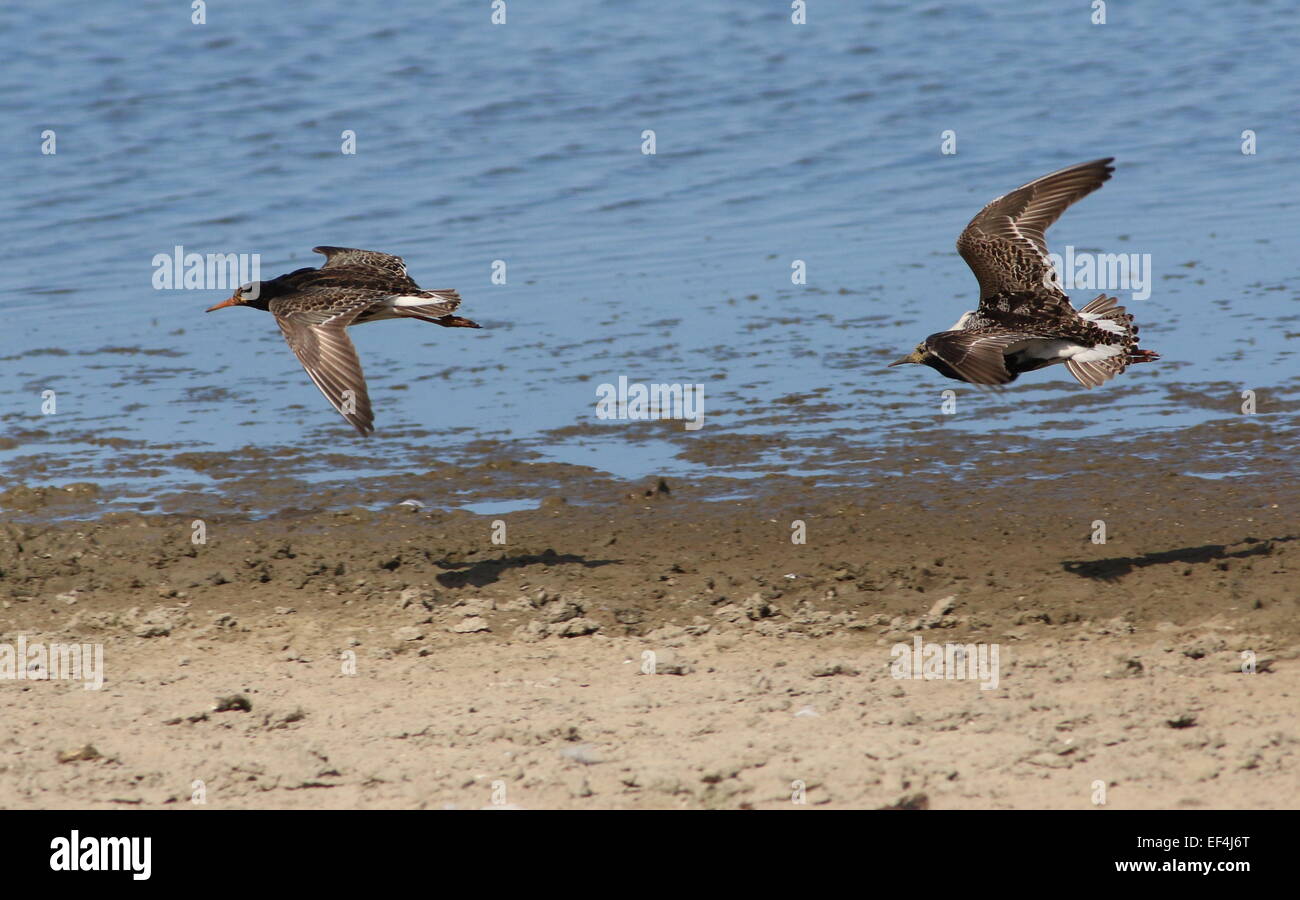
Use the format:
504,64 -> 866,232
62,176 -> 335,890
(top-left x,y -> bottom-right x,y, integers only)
891,159 -> 1159,387
206,246 -> 480,436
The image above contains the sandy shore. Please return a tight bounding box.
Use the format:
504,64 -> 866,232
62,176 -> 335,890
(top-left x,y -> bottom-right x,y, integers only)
1,461 -> 1297,809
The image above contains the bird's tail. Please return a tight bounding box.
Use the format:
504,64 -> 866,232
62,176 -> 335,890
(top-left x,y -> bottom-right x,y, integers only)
1078,293 -> 1135,336
388,290 -> 480,328
432,314 -> 481,328
1067,295 -> 1159,388
391,309 -> 481,328
1079,293 -> 1158,363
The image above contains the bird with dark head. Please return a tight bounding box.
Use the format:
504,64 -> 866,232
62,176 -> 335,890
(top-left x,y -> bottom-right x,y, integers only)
205,246 -> 480,436
888,158 -> 1159,388
204,270 -> 309,311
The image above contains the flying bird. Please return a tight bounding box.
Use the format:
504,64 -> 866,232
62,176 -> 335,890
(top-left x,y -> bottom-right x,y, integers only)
889,158 -> 1159,387
206,246 -> 479,435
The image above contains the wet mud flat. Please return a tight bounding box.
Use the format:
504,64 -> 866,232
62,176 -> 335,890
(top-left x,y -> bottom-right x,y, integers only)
0,436 -> 1296,809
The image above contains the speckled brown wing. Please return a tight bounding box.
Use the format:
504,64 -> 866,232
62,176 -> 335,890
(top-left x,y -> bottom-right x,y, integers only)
269,296 -> 377,436
923,329 -> 1031,385
313,246 -> 413,282
957,158 -> 1114,309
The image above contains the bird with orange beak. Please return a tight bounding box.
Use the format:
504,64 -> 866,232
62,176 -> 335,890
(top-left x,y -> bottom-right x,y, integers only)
206,246 -> 479,435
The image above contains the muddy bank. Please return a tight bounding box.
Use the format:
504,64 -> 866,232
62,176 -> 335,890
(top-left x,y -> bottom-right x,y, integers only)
2,407 -> 1295,522
0,466 -> 1296,809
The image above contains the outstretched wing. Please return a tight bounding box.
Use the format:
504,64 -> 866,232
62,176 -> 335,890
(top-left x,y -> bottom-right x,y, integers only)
270,297 -> 375,436
924,329 -> 1030,385
313,246 -> 411,280
957,158 -> 1114,305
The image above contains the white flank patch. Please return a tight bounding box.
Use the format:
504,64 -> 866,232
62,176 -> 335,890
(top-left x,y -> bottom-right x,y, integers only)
389,295 -> 434,307
1072,343 -> 1123,362
946,310 -> 976,331
1079,311 -> 1125,335
1019,339 -> 1121,362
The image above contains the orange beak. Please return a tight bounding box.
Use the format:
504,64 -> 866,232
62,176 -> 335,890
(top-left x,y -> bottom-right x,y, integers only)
205,295 -> 242,312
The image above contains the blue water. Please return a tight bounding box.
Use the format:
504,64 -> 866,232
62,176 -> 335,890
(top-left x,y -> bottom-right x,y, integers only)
2,0 -> 1297,510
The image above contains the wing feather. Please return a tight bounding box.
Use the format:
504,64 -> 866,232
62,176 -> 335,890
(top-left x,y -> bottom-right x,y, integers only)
313,246 -> 411,280
957,158 -> 1114,302
924,330 -> 1028,385
271,301 -> 375,436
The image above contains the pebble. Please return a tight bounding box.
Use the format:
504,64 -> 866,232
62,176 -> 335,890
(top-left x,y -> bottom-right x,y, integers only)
560,744 -> 604,765
643,649 -> 692,675
928,595 -> 957,617
811,663 -> 859,677
881,792 -> 929,810
551,617 -> 600,638
57,744 -> 102,764
213,695 -> 252,713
